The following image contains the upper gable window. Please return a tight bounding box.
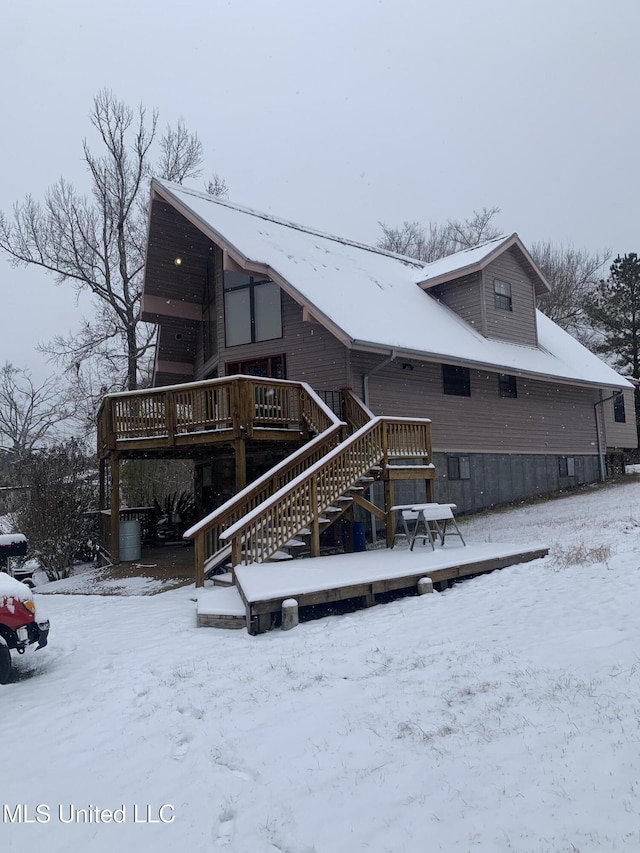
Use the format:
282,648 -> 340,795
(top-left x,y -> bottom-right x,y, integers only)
494,279 -> 512,311
442,364 -> 470,397
224,272 -> 282,347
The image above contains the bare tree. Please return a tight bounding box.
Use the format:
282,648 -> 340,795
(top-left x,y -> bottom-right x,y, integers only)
0,90 -> 227,414
0,363 -> 70,459
378,207 -> 503,262
531,242 -> 610,345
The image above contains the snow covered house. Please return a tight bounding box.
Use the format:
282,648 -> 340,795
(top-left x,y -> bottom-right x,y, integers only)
97,178 -> 636,571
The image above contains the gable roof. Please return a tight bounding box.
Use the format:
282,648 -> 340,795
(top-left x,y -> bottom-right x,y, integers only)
148,179 -> 631,391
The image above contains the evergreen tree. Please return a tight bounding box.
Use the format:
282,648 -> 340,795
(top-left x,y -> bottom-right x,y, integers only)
586,253 -> 640,428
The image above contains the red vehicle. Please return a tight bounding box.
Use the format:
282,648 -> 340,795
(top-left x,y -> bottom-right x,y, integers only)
0,572 -> 49,684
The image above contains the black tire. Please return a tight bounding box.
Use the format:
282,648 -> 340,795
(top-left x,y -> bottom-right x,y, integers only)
0,639 -> 11,685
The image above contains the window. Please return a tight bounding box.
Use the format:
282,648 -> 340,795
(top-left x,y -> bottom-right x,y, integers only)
224,272 -> 282,346
494,279 -> 512,311
558,456 -> 575,477
614,392 -> 626,423
498,373 -> 517,398
226,355 -> 286,379
442,364 -> 471,396
448,456 -> 471,480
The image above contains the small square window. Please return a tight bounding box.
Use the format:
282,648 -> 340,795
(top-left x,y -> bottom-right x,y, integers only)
448,456 -> 471,480
499,374 -> 517,398
443,364 -> 471,396
614,393 -> 626,423
494,279 -> 512,311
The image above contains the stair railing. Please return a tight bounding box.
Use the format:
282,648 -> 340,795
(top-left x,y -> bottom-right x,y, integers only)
185,383 -> 345,586
220,416 -> 432,568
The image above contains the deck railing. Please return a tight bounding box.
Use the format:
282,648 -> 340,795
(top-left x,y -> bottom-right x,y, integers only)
342,388 -> 375,432
97,376 -> 334,454
219,416 -> 432,570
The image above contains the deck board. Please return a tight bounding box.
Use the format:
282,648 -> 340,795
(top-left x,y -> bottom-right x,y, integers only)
198,542 -> 549,633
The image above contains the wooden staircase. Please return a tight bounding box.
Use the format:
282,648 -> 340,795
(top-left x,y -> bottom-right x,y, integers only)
185,389 -> 434,586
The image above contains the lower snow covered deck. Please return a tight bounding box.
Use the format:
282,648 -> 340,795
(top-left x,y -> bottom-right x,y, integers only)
196,542 -> 549,634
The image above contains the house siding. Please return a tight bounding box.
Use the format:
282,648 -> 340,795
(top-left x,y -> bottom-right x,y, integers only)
431,273 -> 483,332
602,387 -> 637,448
352,353 -> 601,455
481,247 -> 538,346
194,278 -> 351,389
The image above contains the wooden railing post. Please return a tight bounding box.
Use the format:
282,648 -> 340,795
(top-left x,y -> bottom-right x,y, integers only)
194,533 -> 205,588
165,389 -> 176,444
309,475 -> 320,557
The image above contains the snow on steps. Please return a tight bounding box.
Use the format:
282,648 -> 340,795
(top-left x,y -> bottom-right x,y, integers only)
197,586 -> 245,629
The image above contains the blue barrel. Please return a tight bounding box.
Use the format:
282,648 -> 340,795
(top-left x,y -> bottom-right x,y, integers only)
352,521 -> 366,552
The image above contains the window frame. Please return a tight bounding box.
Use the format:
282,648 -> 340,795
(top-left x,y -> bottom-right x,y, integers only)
447,456 -> 471,480
442,364 -> 471,397
613,392 -> 626,424
498,373 -> 518,398
558,456 -> 575,478
494,279 -> 513,312
223,272 -> 283,347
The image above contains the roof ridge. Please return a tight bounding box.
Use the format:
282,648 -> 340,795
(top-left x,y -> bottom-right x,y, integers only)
154,178 -> 429,269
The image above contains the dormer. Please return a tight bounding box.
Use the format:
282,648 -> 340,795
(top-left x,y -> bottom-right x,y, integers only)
417,234 -> 551,347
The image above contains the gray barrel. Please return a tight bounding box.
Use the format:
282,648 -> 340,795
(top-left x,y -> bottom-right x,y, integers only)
119,519 -> 141,561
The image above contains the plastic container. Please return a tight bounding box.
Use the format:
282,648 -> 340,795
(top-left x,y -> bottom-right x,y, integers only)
119,519 -> 141,561
352,521 -> 367,552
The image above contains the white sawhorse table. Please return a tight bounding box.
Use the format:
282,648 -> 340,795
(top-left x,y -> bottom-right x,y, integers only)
390,503 -> 465,550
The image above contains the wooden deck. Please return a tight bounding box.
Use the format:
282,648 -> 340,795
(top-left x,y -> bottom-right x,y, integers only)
197,542 -> 549,634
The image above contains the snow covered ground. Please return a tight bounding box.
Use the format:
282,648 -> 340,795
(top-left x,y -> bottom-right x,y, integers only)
4,478 -> 640,852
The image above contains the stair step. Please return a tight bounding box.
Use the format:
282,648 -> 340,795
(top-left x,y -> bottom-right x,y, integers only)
325,506 -> 342,514
284,538 -> 306,548
267,550 -> 294,562
211,572 -> 234,587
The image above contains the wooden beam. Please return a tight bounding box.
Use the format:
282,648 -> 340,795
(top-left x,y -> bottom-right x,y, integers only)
234,438 -> 246,492
351,491 -> 386,522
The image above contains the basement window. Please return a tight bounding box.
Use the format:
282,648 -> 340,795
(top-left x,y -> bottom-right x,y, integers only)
447,456 -> 471,480
558,456 -> 575,477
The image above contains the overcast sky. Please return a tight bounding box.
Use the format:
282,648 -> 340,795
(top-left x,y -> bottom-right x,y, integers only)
2,0 -> 639,381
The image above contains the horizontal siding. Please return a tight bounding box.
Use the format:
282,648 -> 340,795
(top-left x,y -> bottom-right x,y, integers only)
602,387 -> 638,448
482,248 -> 538,346
431,273 -> 483,332
195,284 -> 350,388
352,352 -> 603,454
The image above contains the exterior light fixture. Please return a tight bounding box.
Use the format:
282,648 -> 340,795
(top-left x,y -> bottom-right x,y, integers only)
402,363 -> 414,371
174,257 -> 182,266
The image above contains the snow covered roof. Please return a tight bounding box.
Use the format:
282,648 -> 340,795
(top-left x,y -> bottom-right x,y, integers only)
150,179 -> 631,390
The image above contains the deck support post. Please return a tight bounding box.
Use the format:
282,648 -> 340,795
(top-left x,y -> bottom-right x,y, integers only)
110,452 -> 120,563
234,438 -> 247,493
194,534 -> 205,588
417,577 -> 434,595
281,598 -> 299,630
384,478 -> 394,548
